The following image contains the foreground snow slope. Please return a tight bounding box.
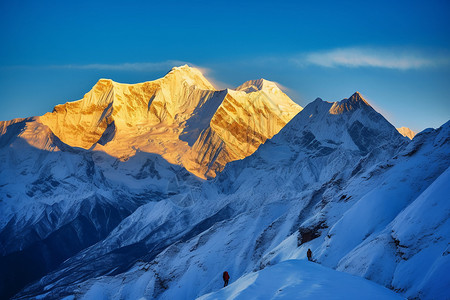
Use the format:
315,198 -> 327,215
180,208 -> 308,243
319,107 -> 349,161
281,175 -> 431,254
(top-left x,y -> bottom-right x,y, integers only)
197,260 -> 404,300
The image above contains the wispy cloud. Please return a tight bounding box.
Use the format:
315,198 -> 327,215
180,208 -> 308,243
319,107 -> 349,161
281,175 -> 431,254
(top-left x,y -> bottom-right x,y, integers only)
2,60 -> 191,72
46,60 -> 189,71
293,47 -> 450,70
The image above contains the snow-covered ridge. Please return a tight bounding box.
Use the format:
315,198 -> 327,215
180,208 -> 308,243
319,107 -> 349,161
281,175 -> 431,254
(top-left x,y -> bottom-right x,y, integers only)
198,260 -> 403,300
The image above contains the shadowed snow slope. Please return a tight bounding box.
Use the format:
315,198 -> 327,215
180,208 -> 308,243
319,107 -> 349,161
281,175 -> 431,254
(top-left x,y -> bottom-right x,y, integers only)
197,260 -> 403,300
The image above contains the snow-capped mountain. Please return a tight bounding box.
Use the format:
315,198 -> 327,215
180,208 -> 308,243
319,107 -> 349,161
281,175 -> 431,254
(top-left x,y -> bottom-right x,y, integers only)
1,68 -> 449,300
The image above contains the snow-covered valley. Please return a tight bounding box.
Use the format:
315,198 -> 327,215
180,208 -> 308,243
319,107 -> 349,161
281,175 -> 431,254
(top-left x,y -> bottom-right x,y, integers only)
0,66 -> 449,300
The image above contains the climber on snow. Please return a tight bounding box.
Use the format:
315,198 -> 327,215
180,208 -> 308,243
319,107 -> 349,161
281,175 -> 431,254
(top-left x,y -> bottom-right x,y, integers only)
307,248 -> 313,261
223,271 -> 230,287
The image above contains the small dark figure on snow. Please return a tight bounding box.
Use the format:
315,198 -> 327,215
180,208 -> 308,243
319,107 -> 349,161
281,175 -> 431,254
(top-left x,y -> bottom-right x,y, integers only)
307,248 -> 313,261
223,271 -> 230,287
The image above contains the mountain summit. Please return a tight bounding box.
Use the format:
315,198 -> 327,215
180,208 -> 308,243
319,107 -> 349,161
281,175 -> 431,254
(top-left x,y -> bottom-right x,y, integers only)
329,92 -> 371,114
3,65 -> 302,178
236,78 -> 277,93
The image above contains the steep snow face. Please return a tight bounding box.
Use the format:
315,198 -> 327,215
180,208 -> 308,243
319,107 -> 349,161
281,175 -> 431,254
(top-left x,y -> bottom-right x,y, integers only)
193,80 -> 301,177
5,65 -> 301,179
334,122 -> 450,299
397,126 -> 416,139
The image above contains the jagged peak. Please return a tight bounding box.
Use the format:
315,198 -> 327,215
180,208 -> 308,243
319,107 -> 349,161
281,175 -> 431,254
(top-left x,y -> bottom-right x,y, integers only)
235,78 -> 281,94
347,91 -> 369,104
329,92 -> 372,114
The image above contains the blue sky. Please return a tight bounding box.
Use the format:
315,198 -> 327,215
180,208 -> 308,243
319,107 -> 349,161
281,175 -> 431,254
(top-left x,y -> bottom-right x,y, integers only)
1,0 -> 449,132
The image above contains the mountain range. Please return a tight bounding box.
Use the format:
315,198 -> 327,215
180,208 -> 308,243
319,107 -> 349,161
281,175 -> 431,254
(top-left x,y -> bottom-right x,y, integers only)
0,66 -> 448,300
27,65 -> 301,179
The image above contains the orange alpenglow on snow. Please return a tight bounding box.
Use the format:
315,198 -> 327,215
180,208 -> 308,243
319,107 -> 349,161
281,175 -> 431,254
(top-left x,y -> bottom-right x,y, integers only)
9,65 -> 302,179
396,127 -> 416,140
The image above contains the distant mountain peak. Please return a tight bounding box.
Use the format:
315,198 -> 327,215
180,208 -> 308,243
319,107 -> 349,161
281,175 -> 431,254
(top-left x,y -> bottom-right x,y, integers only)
329,92 -> 371,114
167,64 -> 200,76
344,92 -> 370,105
235,78 -> 280,93
397,127 -> 416,139
163,64 -> 215,90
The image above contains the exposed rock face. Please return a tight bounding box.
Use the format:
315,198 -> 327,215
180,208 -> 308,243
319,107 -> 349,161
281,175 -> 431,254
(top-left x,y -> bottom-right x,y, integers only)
397,126 -> 416,140
22,65 -> 302,178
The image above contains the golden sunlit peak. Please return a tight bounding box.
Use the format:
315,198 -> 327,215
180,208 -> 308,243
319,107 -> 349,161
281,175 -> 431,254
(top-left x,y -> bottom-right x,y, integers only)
347,91 -> 370,105
167,64 -> 203,76
164,65 -> 215,90
329,92 -> 372,114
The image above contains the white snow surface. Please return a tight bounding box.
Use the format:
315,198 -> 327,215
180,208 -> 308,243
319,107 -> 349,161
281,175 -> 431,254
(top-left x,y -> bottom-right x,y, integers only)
197,260 -> 404,300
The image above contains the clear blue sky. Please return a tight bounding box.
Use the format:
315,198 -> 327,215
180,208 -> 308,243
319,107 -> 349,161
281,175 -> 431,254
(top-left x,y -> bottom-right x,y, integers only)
1,0 -> 449,132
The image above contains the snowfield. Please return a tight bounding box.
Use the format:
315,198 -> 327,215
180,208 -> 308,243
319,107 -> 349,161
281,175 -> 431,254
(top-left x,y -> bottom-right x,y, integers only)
197,260 -> 404,300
